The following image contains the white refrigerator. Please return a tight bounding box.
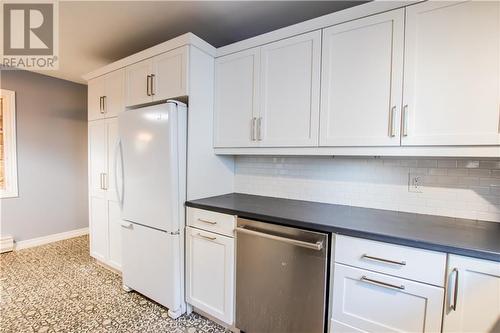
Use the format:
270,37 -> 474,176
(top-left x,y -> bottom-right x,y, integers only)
116,100 -> 187,319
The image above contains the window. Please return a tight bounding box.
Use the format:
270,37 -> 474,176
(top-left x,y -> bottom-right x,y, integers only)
0,89 -> 18,198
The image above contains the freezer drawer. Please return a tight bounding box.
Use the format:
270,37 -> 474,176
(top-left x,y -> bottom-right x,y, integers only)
235,218 -> 328,333
121,222 -> 182,313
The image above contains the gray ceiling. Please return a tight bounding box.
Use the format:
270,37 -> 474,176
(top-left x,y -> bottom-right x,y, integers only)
40,1 -> 367,83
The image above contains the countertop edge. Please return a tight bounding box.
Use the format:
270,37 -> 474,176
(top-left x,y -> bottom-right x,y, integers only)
185,201 -> 500,263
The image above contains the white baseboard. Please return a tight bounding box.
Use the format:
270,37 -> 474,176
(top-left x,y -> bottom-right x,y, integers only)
14,227 -> 89,251
0,235 -> 14,253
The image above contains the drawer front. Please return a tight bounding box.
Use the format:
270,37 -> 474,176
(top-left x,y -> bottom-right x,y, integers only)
335,235 -> 446,286
187,207 -> 236,237
332,263 -> 444,333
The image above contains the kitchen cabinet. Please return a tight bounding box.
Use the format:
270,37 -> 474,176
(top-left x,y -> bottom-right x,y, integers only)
442,255 -> 500,333
214,47 -> 260,148
402,1 -> 500,146
332,235 -> 445,333
88,69 -> 125,121
214,32 -> 321,148
186,208 -> 235,325
125,46 -> 188,107
320,9 -> 404,147
332,263 -> 444,333
186,227 -> 234,325
259,31 -> 321,147
88,118 -> 122,271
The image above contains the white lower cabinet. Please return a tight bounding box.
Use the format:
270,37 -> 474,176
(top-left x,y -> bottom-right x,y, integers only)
442,255 -> 500,333
186,226 -> 234,325
332,263 -> 444,333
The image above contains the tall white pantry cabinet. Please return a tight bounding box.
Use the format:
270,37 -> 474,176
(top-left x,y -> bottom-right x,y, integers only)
88,69 -> 125,271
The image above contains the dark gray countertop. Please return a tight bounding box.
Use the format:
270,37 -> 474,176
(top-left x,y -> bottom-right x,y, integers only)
186,193 -> 500,262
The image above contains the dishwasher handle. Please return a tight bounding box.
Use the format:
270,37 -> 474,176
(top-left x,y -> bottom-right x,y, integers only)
236,226 -> 323,251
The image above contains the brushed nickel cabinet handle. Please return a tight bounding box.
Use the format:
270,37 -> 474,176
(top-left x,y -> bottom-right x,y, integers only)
197,233 -> 216,241
251,117 -> 257,141
389,106 -> 396,137
99,172 -> 104,190
150,74 -> 156,96
362,254 -> 406,266
360,276 -> 405,291
197,218 -> 217,225
102,96 -> 106,114
102,173 -> 108,190
146,75 -> 151,96
99,96 -> 104,114
402,104 -> 409,137
257,117 -> 262,141
450,268 -> 459,311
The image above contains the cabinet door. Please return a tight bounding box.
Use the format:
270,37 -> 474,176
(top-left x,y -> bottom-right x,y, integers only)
186,227 -> 234,325
107,200 -> 122,270
403,1 -> 500,146
105,119 -> 119,202
443,255 -> 500,333
89,196 -> 108,262
332,263 -> 444,333
214,48 -> 260,148
126,59 -> 153,107
103,69 -> 125,118
88,121 -> 107,198
320,9 -> 404,147
88,77 -> 105,121
153,47 -> 188,101
259,31 -> 321,147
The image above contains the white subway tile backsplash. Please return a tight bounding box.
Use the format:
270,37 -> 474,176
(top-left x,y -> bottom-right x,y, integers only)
235,156 -> 500,223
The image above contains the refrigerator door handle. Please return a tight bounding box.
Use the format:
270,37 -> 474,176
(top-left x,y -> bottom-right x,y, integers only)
114,139 -> 124,208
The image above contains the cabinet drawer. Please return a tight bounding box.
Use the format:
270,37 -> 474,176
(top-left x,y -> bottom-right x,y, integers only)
187,207 -> 236,237
332,263 -> 444,333
335,235 -> 446,286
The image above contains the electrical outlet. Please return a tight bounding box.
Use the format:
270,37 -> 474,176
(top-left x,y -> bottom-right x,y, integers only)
408,173 -> 423,193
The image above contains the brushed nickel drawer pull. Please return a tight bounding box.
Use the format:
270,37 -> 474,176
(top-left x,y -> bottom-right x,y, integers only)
197,233 -> 216,241
450,268 -> 459,311
198,218 -> 217,225
362,254 -> 406,266
361,276 -> 405,291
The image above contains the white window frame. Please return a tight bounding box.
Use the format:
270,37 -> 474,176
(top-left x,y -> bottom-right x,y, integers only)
1,89 -> 18,198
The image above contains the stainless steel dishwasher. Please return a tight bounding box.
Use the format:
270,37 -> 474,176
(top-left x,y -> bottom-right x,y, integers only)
235,218 -> 329,333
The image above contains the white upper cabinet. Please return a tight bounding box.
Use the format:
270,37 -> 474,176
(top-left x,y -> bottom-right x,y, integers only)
214,32 -> 321,148
259,31 -> 321,147
320,9 -> 404,147
126,46 -> 189,107
214,48 -> 260,147
88,76 -> 105,121
443,255 -> 500,333
126,59 -> 154,106
402,1 -> 500,146
103,70 -> 125,118
153,47 -> 188,101
88,69 -> 125,121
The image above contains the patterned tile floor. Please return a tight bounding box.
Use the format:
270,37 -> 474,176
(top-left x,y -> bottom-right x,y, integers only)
0,236 -> 228,333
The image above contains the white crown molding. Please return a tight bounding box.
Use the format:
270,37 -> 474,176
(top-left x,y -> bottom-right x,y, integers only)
216,1 -> 421,58
82,32 -> 216,81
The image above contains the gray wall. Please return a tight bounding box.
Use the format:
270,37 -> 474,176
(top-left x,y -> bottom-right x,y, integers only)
1,70 -> 88,241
